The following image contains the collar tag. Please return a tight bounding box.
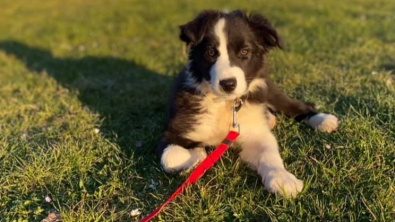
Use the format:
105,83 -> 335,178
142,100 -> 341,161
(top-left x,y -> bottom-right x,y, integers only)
232,98 -> 243,132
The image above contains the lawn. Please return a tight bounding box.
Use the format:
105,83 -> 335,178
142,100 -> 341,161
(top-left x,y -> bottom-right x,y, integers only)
0,0 -> 394,221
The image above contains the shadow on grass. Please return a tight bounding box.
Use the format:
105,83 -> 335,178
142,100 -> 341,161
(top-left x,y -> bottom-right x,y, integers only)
0,40 -> 173,155
0,40 -> 176,219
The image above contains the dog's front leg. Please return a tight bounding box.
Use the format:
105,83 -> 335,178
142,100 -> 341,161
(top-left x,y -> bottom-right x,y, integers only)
159,143 -> 207,173
239,131 -> 303,197
266,79 -> 339,133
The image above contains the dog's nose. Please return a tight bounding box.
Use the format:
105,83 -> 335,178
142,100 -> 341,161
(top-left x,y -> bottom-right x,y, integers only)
219,78 -> 237,92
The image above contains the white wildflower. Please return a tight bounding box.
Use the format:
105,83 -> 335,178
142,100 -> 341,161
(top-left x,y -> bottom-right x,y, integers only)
130,209 -> 142,217
45,196 -> 52,203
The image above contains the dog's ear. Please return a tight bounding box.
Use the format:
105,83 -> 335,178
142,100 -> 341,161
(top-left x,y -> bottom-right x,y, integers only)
246,12 -> 283,51
179,10 -> 221,49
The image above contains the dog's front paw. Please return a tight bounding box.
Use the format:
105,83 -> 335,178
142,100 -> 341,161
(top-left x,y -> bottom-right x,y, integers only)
263,169 -> 303,197
307,113 -> 339,133
161,145 -> 207,173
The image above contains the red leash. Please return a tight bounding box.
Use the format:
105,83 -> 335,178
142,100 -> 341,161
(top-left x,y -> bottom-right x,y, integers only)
140,99 -> 243,222
139,130 -> 239,222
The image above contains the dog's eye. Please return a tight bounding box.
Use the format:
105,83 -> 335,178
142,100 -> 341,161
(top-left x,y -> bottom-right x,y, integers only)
206,48 -> 216,57
239,49 -> 249,56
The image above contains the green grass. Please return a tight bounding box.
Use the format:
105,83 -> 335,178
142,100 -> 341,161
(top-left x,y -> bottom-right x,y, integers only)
0,0 -> 394,221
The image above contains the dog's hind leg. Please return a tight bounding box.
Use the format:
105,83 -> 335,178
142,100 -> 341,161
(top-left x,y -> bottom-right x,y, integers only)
159,145 -> 207,173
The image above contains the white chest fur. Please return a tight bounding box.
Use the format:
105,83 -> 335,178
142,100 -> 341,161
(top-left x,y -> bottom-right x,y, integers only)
184,94 -> 270,146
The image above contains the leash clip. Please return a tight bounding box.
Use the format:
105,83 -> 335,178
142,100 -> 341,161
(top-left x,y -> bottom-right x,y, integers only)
232,98 -> 243,132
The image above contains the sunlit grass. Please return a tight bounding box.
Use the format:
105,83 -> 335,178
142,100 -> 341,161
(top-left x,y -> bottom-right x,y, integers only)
0,0 -> 394,221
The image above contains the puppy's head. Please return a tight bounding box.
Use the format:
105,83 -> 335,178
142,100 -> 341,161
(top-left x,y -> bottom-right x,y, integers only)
181,10 -> 282,98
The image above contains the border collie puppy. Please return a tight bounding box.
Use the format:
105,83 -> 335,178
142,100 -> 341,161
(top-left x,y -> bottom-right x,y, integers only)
158,10 -> 339,197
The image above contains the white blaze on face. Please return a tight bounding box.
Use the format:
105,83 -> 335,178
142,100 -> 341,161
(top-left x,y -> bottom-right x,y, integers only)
210,18 -> 247,97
